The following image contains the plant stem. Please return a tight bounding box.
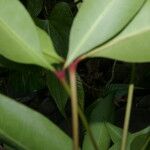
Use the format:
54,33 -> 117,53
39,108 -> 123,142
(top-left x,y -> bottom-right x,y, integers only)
56,63 -> 99,150
121,84 -> 134,150
60,78 -> 99,150
69,63 -> 79,150
78,106 -> 99,150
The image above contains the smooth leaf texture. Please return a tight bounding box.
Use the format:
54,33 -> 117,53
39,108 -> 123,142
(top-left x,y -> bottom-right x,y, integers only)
0,94 -> 72,150
0,0 -> 55,70
131,126 -> 150,150
86,0 -> 150,62
65,0 -> 146,67
106,123 -> 132,149
83,123 -> 110,150
37,27 -> 63,64
82,94 -> 115,150
106,123 -> 122,143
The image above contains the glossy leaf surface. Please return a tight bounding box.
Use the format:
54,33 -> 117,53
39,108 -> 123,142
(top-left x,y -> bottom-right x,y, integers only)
86,0 -> 150,62
65,0 -> 146,67
0,94 -> 72,150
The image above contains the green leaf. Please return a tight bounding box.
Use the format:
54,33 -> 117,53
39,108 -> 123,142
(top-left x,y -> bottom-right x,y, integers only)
37,27 -> 63,64
74,0 -> 83,9
46,71 -> 68,117
49,2 -> 73,57
106,123 -> 123,143
0,0 -> 53,70
131,126 -> 150,150
82,122 -> 110,150
106,123 -> 140,150
36,2 -> 73,58
27,0 -> 43,17
65,0 -> 146,67
89,94 -> 115,122
86,0 -> 150,63
109,143 -> 120,150
82,94 -> 115,150
0,94 -> 72,150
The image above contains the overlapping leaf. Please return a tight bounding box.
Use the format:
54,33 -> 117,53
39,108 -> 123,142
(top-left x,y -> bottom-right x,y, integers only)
106,123 -> 150,149
86,0 -> 150,62
37,27 -> 63,64
0,0 -> 60,71
0,94 -> 72,150
65,0 -> 146,67
82,94 -> 115,150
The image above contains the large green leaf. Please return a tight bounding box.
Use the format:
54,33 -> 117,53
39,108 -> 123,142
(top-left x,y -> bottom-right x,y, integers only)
86,0 -> 150,62
82,94 -> 115,150
0,94 -> 72,150
0,0 -> 55,70
65,0 -> 146,67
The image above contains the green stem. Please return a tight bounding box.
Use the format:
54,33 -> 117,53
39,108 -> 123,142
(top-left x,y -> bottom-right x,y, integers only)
121,64 -> 135,150
121,84 -> 134,150
58,74 -> 99,150
69,66 -> 79,150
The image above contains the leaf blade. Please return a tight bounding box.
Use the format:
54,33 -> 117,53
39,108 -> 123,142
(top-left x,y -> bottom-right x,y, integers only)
0,94 -> 72,150
65,0 -> 146,67
86,0 -> 150,62
0,0 -> 52,70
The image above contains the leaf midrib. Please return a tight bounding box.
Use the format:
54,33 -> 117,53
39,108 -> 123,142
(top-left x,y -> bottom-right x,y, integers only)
0,17 -> 45,64
70,0 -> 116,55
87,27 -> 150,56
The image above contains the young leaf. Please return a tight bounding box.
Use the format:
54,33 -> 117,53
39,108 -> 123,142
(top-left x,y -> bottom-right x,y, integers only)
0,94 -> 72,150
65,0 -> 146,67
0,0 -> 53,70
86,0 -> 150,62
